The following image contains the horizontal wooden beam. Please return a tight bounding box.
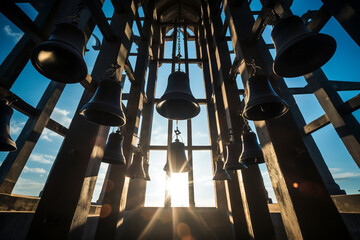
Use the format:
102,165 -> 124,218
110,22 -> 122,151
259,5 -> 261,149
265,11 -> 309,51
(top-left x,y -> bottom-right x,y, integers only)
306,5 -> 332,33
164,35 -> 196,41
85,0 -> 117,42
149,145 -> 212,150
159,58 -> 202,64
0,1 -> 45,43
153,98 -> 207,104
304,94 -> 360,135
46,118 -> 68,137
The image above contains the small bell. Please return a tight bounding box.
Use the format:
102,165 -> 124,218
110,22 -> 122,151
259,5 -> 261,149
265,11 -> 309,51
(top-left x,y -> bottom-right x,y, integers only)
164,139 -> 192,173
31,23 -> 88,83
102,130 -> 126,165
213,155 -> 231,180
125,149 -> 146,179
224,142 -> 247,171
80,78 -> 126,126
156,71 -> 200,120
272,15 -> 336,77
0,101 -> 17,152
239,127 -> 264,165
243,74 -> 289,121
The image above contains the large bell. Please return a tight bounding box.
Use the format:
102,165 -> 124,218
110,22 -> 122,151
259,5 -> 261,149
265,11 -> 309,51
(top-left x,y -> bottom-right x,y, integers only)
224,142 -> 247,170
80,78 -> 126,126
125,150 -> 146,179
143,161 -> 151,181
31,23 -> 87,83
243,74 -> 289,121
272,15 -> 336,77
212,156 -> 231,180
102,130 -> 126,165
0,101 -> 17,152
156,71 -> 200,120
239,131 -> 264,165
163,139 -> 192,173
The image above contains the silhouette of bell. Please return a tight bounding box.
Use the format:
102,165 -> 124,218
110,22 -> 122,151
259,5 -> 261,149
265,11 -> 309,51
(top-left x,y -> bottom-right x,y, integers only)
163,139 -> 192,173
31,23 -> 87,83
125,150 -> 146,179
272,15 -> 336,77
239,130 -> 264,165
243,74 -> 289,120
80,78 -> 126,126
224,142 -> 247,170
143,161 -> 151,181
156,71 -> 200,120
213,156 -> 231,180
0,101 -> 17,152
102,130 -> 126,165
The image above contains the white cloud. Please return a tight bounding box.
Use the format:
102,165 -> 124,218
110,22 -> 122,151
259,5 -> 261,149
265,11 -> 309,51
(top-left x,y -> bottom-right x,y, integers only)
333,172 -> 360,181
10,120 -> 25,135
13,177 -> 44,196
329,168 -> 342,173
29,153 -> 55,164
40,128 -> 60,142
23,166 -> 46,174
51,107 -> 72,127
4,25 -> 23,42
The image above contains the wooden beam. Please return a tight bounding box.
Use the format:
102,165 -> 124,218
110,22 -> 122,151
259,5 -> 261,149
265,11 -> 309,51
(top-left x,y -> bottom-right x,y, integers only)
46,118 -> 68,137
321,0 -> 360,46
124,59 -> 136,82
306,5 -> 332,33
0,81 -> 65,194
85,0 -> 117,42
225,0 -> 351,239
0,1 -> 45,43
148,145 -> 212,150
26,2 -> 134,238
305,70 -> 360,168
160,58 -> 202,64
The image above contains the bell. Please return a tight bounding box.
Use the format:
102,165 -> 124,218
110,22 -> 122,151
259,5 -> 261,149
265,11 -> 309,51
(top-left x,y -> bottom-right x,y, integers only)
143,161 -> 151,181
224,142 -> 247,170
212,157 -> 231,180
239,131 -> 264,165
0,102 -> 17,152
243,74 -> 289,120
80,78 -> 126,126
102,130 -> 126,165
272,15 -> 336,77
31,23 -> 88,83
163,139 -> 192,173
125,150 -> 146,179
156,71 -> 200,120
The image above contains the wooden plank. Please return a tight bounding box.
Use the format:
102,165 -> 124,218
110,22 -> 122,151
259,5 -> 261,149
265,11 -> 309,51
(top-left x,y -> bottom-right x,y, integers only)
306,5 -> 332,33
160,58 -> 203,64
305,70 -> 360,168
45,118 -> 68,137
303,114 -> 330,135
200,5 -> 251,238
0,1 -> 45,44
26,2 -> 133,238
321,0 -> 360,46
85,0 -> 117,42
224,0 -> 351,239
207,1 -> 276,239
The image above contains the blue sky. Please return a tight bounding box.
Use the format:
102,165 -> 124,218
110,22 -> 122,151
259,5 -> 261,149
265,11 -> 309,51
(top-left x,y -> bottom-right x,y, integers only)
0,0 -> 359,206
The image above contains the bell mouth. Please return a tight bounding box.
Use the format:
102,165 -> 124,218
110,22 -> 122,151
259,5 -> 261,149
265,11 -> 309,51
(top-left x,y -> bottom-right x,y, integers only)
243,96 -> 289,121
273,33 -> 336,77
31,41 -> 87,83
80,103 -> 126,126
0,139 -> 17,152
156,95 -> 200,120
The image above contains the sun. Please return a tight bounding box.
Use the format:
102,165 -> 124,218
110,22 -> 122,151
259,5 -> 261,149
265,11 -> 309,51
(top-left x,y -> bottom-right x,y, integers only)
166,173 -> 189,207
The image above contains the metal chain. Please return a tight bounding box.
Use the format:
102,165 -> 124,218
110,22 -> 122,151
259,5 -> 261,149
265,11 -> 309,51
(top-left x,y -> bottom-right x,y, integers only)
177,26 -> 182,71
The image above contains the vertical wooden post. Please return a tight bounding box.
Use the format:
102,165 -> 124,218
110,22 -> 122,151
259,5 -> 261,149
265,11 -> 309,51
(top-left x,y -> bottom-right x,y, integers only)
223,0 -> 352,239
26,2 -> 135,238
203,1 -> 275,239
199,20 -> 250,240
125,19 -> 160,210
195,26 -> 228,212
